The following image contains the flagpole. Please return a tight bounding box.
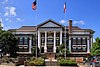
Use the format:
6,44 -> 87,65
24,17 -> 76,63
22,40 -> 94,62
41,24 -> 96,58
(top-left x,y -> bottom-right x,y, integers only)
35,0 -> 38,59
64,2 -> 67,60
65,26 -> 66,60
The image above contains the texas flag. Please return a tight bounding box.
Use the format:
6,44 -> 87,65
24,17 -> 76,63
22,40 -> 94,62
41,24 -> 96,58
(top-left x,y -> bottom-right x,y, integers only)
32,0 -> 37,10
64,2 -> 66,13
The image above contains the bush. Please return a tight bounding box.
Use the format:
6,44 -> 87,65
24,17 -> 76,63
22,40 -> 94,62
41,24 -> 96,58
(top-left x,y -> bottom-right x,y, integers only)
26,57 -> 45,66
58,59 -> 67,66
57,57 -> 64,60
40,54 -> 47,59
58,59 -> 77,66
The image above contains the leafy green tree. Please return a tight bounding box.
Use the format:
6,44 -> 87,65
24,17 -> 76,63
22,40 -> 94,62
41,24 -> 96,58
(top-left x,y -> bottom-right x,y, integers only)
91,37 -> 100,56
0,31 -> 18,57
31,46 -> 40,57
31,47 -> 36,56
58,44 -> 70,57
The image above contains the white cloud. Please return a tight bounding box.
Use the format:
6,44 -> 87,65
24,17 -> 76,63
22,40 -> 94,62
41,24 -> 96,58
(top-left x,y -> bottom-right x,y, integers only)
4,11 -> 9,16
0,0 -> 24,23
16,18 -> 24,22
73,21 -> 78,25
79,20 -> 85,25
10,7 -> 16,16
1,0 -> 8,5
4,6 -> 16,17
73,20 -> 85,25
16,18 -> 21,22
1,22 -> 4,27
5,18 -> 12,23
0,18 -> 2,22
59,20 -> 67,24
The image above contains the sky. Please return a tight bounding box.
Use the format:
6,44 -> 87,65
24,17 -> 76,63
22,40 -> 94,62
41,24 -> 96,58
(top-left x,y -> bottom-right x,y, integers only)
0,0 -> 100,38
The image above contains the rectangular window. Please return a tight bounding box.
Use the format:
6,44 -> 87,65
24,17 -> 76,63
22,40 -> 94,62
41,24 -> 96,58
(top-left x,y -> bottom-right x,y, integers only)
77,45 -> 82,51
19,37 -> 23,45
72,45 -> 77,52
78,38 -> 81,44
41,33 -> 45,37
73,38 -> 77,44
24,37 -> 28,45
47,38 -> 53,42
56,33 -> 60,37
56,38 -> 60,45
82,38 -> 87,45
41,38 -> 45,45
82,45 -> 87,51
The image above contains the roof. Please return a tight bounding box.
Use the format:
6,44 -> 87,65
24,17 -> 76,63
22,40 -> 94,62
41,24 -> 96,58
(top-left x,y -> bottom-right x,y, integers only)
66,26 -> 81,30
8,19 -> 95,34
18,26 -> 36,31
8,29 -> 17,32
37,19 -> 64,27
8,26 -> 37,32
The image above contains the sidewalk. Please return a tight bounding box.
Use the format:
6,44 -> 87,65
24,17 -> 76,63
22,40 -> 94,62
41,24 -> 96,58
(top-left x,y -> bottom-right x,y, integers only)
0,65 -> 79,67
0,63 -> 92,67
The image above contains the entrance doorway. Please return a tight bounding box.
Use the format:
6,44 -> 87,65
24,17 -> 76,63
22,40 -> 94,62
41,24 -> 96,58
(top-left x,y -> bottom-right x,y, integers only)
47,46 -> 53,52
46,53 -> 55,60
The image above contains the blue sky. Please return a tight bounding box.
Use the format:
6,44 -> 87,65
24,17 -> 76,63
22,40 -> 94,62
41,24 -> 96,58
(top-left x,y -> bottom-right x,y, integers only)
0,0 -> 100,38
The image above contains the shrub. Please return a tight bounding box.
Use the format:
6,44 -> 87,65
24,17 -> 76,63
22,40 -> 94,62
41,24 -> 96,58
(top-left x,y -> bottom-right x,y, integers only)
58,59 -> 77,66
27,57 -> 45,66
58,59 -> 67,66
40,54 -> 47,59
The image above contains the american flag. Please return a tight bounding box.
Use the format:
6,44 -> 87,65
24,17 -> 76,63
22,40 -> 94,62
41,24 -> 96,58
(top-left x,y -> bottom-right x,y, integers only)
64,2 -> 66,13
32,0 -> 37,10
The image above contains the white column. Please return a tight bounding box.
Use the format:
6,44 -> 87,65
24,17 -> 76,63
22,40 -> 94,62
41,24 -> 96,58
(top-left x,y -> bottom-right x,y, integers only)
44,31 -> 47,52
69,36 -> 71,53
54,31 -> 56,53
29,37 -> 32,53
87,38 -> 90,53
38,31 -> 41,49
60,31 -> 62,45
91,36 -> 93,49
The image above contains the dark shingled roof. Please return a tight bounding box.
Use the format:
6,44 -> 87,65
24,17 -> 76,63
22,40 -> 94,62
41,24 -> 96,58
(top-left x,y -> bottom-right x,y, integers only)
8,19 -> 94,34
8,26 -> 37,32
18,26 -> 36,31
8,29 -> 17,32
66,26 -> 81,30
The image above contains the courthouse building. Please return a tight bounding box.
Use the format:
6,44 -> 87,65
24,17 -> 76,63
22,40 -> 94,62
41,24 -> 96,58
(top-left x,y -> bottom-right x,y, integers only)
9,19 -> 95,57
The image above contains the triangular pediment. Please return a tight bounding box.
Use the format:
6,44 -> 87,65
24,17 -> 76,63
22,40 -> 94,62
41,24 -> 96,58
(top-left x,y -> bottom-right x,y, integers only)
37,19 -> 64,27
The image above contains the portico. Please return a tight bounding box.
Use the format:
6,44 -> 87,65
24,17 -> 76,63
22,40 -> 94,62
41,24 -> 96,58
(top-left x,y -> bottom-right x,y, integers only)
37,30 -> 63,53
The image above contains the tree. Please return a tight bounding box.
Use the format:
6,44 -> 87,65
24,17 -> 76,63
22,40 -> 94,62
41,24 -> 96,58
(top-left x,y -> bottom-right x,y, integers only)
91,37 -> 100,56
31,46 -> 40,57
0,31 -> 18,57
58,44 -> 70,57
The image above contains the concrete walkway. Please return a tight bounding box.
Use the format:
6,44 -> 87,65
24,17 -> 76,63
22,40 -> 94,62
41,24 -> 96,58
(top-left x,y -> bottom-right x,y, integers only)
0,63 -> 93,67
0,66 -> 79,67
0,65 -> 81,67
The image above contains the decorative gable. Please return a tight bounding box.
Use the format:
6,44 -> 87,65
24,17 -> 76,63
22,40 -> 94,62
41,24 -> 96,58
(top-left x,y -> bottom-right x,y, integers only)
41,22 -> 60,27
37,19 -> 63,27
